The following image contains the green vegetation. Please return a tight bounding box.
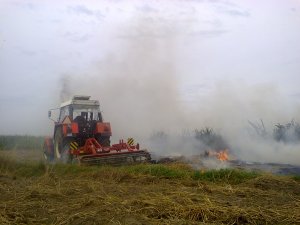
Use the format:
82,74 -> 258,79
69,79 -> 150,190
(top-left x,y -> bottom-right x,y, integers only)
273,120 -> 300,142
293,175 -> 300,182
0,135 -> 44,150
194,127 -> 228,150
0,154 -> 259,184
193,168 -> 259,184
124,163 -> 192,179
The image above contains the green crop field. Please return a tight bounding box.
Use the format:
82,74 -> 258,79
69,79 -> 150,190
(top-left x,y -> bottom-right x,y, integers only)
0,135 -> 44,150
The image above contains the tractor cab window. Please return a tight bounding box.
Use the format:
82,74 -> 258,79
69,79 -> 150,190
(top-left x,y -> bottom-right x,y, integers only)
58,106 -> 70,122
72,106 -> 102,122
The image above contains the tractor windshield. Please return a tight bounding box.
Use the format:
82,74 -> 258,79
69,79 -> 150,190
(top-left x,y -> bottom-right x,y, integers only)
72,105 -> 103,122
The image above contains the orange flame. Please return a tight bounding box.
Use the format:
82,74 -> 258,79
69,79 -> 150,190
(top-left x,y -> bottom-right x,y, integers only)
216,149 -> 229,161
207,149 -> 229,161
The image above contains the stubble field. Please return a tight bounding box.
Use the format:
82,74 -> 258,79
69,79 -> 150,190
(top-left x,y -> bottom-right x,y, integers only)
0,148 -> 300,225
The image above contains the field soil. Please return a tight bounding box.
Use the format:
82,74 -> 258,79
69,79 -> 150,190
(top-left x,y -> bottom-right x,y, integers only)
0,149 -> 300,225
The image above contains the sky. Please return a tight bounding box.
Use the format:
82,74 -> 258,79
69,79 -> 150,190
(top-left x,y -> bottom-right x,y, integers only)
0,0 -> 300,138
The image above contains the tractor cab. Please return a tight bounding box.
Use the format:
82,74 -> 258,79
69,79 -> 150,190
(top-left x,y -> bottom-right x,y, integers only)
54,96 -> 111,142
58,95 -> 103,123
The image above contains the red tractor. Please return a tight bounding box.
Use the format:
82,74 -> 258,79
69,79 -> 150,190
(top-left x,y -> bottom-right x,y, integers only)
43,95 -> 151,165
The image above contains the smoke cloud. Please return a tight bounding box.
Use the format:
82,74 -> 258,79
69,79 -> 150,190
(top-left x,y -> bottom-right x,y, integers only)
59,74 -> 72,102
57,16 -> 300,165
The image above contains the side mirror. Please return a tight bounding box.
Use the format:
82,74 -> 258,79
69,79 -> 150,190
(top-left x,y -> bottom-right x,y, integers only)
48,110 -> 51,118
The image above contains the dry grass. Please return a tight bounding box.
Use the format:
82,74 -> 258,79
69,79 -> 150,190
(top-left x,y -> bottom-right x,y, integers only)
0,151 -> 300,224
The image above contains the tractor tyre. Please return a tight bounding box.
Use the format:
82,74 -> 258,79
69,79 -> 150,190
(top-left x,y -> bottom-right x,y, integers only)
54,129 -> 63,160
61,139 -> 74,163
43,142 -> 53,162
97,136 -> 111,147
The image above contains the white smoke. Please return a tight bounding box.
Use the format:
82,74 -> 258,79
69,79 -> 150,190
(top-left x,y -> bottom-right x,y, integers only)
56,14 -> 300,165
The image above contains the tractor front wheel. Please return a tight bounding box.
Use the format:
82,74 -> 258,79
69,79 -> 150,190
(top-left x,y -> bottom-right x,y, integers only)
54,130 -> 73,163
43,144 -> 53,162
54,129 -> 63,160
61,140 -> 73,163
43,138 -> 54,162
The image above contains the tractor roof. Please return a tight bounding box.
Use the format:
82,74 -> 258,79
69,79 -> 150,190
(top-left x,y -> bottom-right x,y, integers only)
60,95 -> 100,108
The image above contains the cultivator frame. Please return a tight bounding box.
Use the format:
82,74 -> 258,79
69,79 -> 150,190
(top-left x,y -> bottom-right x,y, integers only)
71,138 -> 151,165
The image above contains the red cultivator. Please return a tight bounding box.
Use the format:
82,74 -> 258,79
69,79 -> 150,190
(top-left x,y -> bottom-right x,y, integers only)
71,138 -> 151,165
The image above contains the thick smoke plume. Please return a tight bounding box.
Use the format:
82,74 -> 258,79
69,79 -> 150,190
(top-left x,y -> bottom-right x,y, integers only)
59,74 -> 72,102
57,16 -> 300,165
